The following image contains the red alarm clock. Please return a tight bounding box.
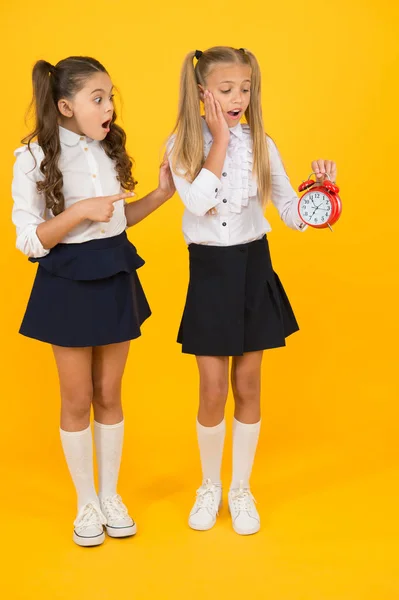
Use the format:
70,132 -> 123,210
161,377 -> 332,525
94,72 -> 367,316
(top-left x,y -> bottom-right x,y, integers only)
298,173 -> 342,231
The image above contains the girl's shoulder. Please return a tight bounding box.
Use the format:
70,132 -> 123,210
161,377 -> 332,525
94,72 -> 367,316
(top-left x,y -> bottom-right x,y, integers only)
13,142 -> 44,174
265,136 -> 283,164
166,133 -> 176,153
14,141 -> 43,157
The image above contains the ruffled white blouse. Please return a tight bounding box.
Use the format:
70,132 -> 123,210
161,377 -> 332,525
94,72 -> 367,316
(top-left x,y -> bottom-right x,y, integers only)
168,118 -> 306,246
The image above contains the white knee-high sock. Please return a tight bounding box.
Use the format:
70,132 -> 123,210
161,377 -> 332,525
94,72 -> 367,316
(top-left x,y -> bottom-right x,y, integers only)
94,419 -> 124,499
196,418 -> 226,485
230,418 -> 261,490
60,425 -> 99,511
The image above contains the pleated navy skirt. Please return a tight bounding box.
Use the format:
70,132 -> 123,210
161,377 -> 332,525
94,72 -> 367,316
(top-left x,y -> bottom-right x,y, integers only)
19,232 -> 151,347
177,235 -> 299,356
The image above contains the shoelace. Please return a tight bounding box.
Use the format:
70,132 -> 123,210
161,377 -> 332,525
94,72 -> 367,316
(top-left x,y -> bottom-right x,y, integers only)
101,494 -> 130,521
195,479 -> 220,513
230,485 -> 256,514
74,502 -> 106,530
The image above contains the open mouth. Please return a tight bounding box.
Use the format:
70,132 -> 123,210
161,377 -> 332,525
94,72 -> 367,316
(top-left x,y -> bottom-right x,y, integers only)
227,109 -> 242,119
102,119 -> 111,131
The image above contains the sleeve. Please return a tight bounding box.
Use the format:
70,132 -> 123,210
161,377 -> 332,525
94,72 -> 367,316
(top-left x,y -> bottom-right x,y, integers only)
167,137 -> 222,217
267,136 -> 307,232
11,146 -> 50,258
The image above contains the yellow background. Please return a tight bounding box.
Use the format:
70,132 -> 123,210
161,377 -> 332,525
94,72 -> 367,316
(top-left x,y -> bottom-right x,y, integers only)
1,0 -> 398,598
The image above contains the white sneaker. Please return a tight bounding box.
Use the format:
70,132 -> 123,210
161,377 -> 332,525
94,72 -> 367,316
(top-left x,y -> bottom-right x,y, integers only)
73,502 -> 107,547
100,494 -> 137,538
228,482 -> 260,535
188,479 -> 222,531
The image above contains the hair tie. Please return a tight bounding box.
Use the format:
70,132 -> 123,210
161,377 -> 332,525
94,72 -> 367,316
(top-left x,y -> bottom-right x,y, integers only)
49,64 -> 57,76
239,47 -> 246,53
194,50 -> 203,60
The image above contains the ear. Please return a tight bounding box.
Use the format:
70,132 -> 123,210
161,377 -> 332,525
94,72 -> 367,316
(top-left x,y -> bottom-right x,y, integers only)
57,98 -> 74,118
197,84 -> 205,102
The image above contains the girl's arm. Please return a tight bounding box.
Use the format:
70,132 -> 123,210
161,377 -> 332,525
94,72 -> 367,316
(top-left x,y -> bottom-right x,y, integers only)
36,193 -> 132,249
268,137 -> 337,231
168,91 -> 229,218
167,161 -> 222,218
124,157 -> 175,227
36,204 -> 89,249
268,137 -> 308,231
12,148 -> 133,255
12,148 -> 50,257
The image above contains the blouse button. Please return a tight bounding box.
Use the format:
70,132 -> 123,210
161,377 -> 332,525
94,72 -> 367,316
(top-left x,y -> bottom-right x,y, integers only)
100,229 -> 105,234
222,222 -> 227,227
215,188 -> 218,193
92,174 -> 97,178
223,199 -> 227,203
222,172 -> 227,177
84,148 -> 88,152
80,136 -> 85,141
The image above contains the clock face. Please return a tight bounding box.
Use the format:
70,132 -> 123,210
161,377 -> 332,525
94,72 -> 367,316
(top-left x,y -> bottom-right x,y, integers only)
299,191 -> 332,226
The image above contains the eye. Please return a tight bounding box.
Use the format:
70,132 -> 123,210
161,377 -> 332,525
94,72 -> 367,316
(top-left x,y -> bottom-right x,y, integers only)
109,94 -> 115,101
242,89 -> 250,93
94,97 -> 102,104
220,89 -> 231,94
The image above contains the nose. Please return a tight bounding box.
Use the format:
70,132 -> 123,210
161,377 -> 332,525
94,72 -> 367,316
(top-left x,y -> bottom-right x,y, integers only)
105,97 -> 114,112
232,92 -> 244,105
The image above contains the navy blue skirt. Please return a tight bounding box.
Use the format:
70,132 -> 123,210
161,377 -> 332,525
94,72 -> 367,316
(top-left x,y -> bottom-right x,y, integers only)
20,232 -> 151,347
177,235 -> 299,356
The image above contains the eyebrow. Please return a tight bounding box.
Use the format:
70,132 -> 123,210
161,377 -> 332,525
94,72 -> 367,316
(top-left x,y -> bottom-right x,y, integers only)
219,79 -> 251,84
90,87 -> 114,95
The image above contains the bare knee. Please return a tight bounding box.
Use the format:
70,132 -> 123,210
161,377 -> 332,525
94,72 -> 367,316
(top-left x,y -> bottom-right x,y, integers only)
61,385 -> 93,422
92,377 -> 122,412
199,377 -> 228,416
232,370 -> 260,407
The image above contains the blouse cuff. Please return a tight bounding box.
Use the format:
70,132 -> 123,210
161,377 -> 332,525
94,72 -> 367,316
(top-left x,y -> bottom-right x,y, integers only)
193,168 -> 222,208
16,225 -> 50,258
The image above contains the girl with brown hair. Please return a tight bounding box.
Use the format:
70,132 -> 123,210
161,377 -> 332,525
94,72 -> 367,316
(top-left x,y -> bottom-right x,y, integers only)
12,56 -> 175,546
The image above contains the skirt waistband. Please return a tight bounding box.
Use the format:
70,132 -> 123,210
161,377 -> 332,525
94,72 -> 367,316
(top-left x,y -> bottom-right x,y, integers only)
188,235 -> 268,257
29,232 -> 145,281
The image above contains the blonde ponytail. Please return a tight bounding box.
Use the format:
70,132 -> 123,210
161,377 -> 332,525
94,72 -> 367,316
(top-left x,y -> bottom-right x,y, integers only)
169,52 -> 204,181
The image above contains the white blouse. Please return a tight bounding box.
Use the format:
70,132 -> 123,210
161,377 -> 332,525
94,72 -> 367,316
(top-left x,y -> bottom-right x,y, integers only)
168,119 -> 306,246
11,126 -> 126,258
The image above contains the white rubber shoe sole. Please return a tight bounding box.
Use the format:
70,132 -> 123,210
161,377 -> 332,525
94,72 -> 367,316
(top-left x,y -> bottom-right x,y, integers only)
105,522 -> 137,538
73,529 -> 105,547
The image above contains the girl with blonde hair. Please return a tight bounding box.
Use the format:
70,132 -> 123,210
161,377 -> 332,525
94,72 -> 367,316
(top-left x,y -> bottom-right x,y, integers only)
168,46 -> 337,535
